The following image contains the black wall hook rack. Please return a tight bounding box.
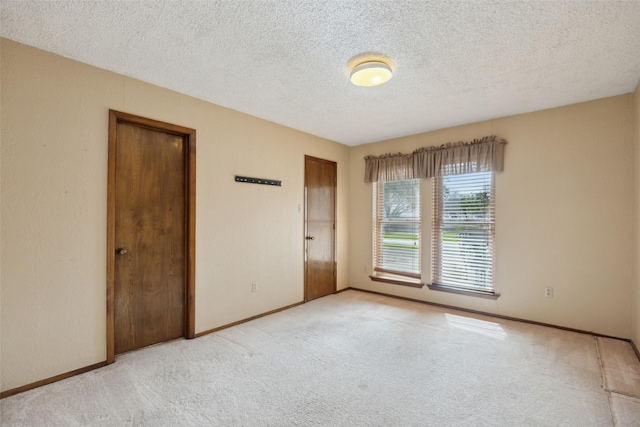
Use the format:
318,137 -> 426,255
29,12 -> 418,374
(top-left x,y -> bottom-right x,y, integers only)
235,175 -> 282,186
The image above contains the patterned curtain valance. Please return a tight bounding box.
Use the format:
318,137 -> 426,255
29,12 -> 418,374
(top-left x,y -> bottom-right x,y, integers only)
364,135 -> 507,183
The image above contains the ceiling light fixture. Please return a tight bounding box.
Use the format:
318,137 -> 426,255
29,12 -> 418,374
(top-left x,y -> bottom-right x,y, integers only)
350,61 -> 393,87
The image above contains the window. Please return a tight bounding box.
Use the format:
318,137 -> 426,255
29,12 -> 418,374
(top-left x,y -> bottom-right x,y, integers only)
371,179 -> 422,287
432,171 -> 497,296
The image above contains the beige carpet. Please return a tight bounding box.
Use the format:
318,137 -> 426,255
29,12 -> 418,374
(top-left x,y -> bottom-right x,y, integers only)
2,290 -> 640,426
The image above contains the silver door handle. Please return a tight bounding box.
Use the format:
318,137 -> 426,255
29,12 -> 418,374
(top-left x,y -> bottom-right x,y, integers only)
117,248 -> 128,255
305,236 -> 315,240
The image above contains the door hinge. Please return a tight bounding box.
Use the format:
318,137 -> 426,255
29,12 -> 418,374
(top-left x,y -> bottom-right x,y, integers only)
333,270 -> 336,277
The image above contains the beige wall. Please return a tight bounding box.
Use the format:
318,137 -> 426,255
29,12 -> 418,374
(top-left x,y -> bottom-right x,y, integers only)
634,80 -> 640,347
1,36 -> 638,394
349,95 -> 635,338
0,39 -> 350,392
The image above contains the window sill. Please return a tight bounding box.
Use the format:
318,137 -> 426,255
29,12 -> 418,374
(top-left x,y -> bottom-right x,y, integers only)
427,283 -> 500,300
369,274 -> 424,289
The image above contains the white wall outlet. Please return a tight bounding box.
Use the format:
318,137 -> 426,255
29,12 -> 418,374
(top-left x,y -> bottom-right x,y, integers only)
252,282 -> 257,292
364,264 -> 368,273
544,287 -> 553,298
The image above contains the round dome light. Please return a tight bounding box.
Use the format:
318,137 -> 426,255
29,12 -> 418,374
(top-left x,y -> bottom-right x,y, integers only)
350,61 -> 393,87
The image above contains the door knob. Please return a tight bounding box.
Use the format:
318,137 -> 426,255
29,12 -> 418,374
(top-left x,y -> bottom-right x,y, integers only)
305,236 -> 315,240
116,248 -> 128,255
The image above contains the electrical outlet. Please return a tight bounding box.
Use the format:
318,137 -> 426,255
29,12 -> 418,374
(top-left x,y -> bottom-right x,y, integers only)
544,287 -> 553,298
364,264 -> 368,273
252,282 -> 257,292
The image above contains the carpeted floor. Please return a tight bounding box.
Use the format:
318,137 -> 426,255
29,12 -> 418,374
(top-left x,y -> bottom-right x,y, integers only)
2,290 -> 640,426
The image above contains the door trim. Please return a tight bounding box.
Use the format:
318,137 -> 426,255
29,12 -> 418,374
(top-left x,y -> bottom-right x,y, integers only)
303,155 -> 337,302
106,110 -> 196,364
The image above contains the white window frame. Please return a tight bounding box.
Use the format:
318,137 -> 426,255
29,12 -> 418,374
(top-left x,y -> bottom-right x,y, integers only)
431,171 -> 498,298
371,179 -> 422,287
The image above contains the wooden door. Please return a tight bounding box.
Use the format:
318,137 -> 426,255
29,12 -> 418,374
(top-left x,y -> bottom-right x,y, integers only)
107,111 -> 196,362
304,156 -> 337,301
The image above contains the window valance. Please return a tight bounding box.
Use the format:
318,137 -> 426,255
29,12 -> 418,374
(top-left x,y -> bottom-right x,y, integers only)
364,135 -> 507,183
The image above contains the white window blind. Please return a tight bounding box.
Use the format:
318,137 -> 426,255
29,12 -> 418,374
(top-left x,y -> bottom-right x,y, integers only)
373,179 -> 421,279
433,171 -> 495,291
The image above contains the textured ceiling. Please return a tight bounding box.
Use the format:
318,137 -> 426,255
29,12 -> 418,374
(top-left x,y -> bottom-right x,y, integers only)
2,1 -> 640,146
